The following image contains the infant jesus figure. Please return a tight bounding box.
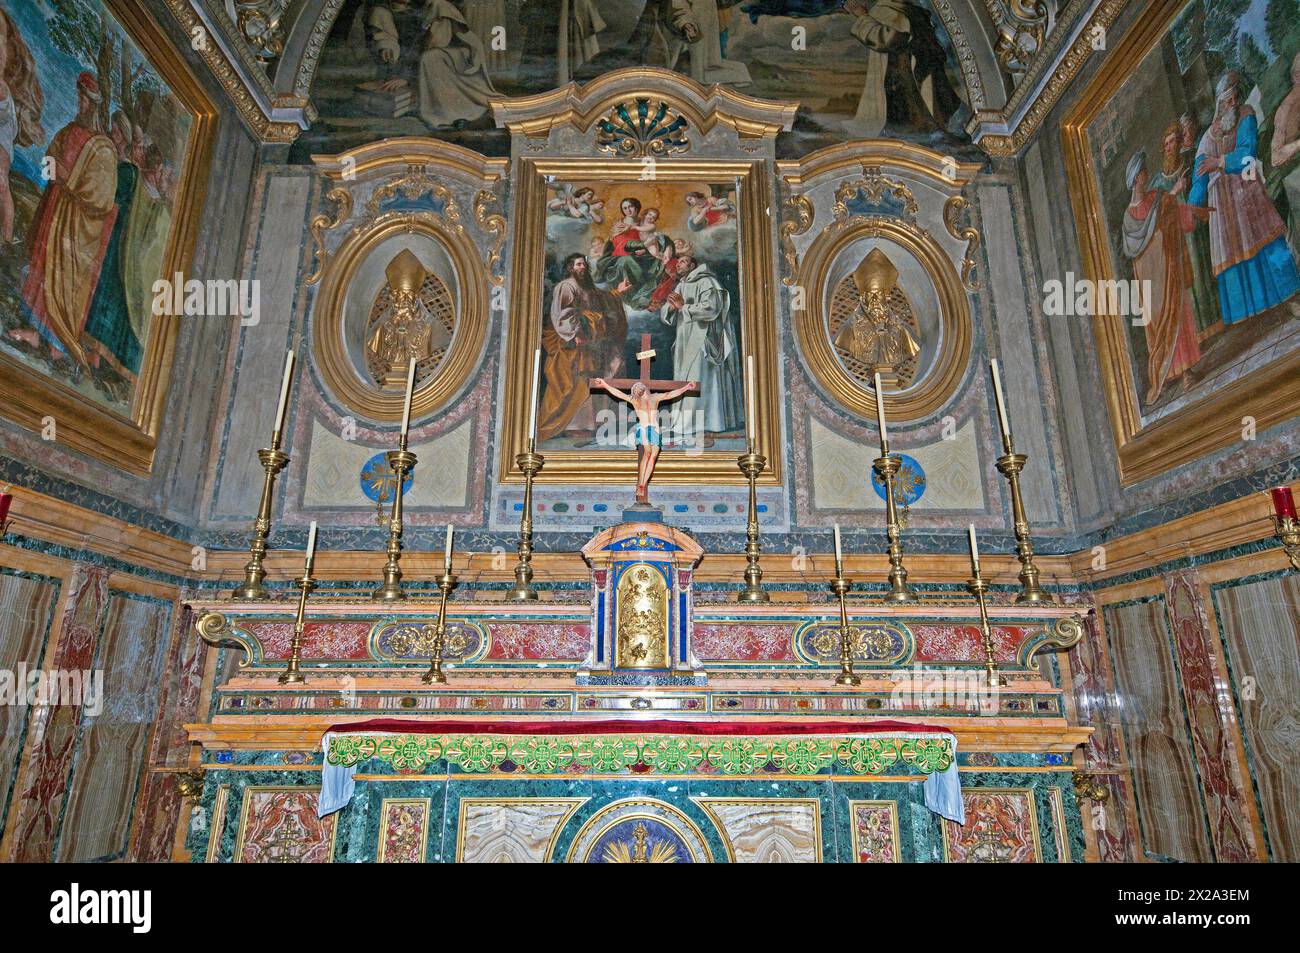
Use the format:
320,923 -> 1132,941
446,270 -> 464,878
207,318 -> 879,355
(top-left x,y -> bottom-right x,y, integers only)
591,377 -> 699,506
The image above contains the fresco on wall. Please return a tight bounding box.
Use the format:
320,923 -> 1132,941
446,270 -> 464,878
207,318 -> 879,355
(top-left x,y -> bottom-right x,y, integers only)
1088,0 -> 1300,416
0,0 -> 193,416
290,0 -> 973,161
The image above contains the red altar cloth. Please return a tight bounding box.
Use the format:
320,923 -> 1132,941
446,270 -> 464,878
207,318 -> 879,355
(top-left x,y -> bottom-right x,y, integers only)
327,718 -> 953,736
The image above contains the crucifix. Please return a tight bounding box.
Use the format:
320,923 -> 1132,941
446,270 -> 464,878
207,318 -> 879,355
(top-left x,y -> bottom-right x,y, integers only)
590,333 -> 699,506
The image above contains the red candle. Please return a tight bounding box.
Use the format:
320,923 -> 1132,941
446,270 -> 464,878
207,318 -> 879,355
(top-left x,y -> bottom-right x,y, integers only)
1271,486 -> 1297,520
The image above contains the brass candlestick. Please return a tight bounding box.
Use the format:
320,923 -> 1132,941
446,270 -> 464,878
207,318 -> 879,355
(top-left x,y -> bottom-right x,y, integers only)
279,570 -> 315,684
737,450 -> 769,603
872,454 -> 916,602
995,448 -> 1055,604
509,446 -> 545,601
1274,515 -> 1300,571
965,572 -> 1004,688
831,573 -> 859,686
372,444 -> 417,602
422,571 -> 459,684
232,446 -> 291,601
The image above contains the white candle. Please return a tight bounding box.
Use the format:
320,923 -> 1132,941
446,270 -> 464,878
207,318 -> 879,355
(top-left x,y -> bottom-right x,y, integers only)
989,359 -> 1012,450
967,524 -> 980,574
444,523 -> 454,572
527,348 -> 541,444
745,354 -> 756,449
305,520 -> 318,572
273,349 -> 295,443
833,523 -> 843,575
400,358 -> 417,440
873,371 -> 888,454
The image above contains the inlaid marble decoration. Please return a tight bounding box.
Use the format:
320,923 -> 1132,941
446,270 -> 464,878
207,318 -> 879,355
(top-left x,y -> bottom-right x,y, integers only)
1105,598 -> 1213,862
234,788 -> 337,863
566,799 -> 712,864
848,801 -> 901,863
58,592 -> 171,861
692,623 -> 796,662
1214,573 -> 1300,862
377,798 -> 430,863
0,571 -> 59,845
943,789 -> 1041,863
1162,570 -> 1257,862
456,798 -> 586,863
694,798 -> 821,862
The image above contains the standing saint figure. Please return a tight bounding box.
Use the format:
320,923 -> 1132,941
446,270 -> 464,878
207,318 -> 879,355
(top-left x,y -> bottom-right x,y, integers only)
366,0 -> 496,128
20,72 -> 118,368
537,252 -> 629,442
1121,141 -> 1207,404
659,254 -> 742,440
519,0 -> 607,87
841,0 -> 962,138
592,378 -> 698,505
1188,71 -> 1300,325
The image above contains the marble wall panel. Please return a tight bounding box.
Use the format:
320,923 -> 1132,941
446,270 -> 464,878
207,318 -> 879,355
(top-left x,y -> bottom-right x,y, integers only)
694,798 -> 821,862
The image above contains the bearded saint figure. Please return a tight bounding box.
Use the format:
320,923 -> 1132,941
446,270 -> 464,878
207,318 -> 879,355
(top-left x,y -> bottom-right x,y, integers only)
833,247 -> 922,387
365,249 -> 451,387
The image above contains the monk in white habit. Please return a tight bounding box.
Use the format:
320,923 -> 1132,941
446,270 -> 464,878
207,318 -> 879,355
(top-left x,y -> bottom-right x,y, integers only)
20,71 -> 117,367
367,0 -> 496,129
659,253 -> 742,439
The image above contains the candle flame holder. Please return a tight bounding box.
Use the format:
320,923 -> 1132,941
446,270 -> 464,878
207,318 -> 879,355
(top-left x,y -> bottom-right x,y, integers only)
372,446 -> 417,602
872,454 -> 916,602
422,572 -> 459,684
232,447 -> 291,601
995,449 -> 1055,604
279,570 -> 316,684
508,446 -> 545,601
737,450 -> 770,603
1274,515 -> 1300,572
830,573 -> 859,686
965,571 -> 1005,689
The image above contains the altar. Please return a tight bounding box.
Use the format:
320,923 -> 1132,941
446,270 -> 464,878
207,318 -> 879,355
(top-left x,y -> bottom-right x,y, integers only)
185,522 -> 1090,863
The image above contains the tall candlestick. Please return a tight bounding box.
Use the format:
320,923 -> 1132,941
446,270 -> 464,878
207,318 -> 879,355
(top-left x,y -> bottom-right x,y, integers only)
745,354 -> 756,449
967,524 -> 980,574
272,350 -> 295,445
400,358 -> 416,442
833,522 -> 843,575
528,348 -> 541,446
444,522 -> 454,572
990,359 -> 1013,452
304,520 -> 318,571
873,372 -> 888,454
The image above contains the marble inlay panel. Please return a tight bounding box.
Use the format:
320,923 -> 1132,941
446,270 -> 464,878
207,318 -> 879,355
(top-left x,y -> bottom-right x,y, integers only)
1214,574 -> 1300,862
377,798 -> 431,863
943,789 -> 1041,863
456,798 -> 586,863
694,798 -> 821,862
234,787 -> 337,863
1105,598 -> 1213,862
849,800 -> 901,863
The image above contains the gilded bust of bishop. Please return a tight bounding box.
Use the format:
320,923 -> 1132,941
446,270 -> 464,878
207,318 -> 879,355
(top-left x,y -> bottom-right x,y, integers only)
833,247 -> 922,388
365,249 -> 453,388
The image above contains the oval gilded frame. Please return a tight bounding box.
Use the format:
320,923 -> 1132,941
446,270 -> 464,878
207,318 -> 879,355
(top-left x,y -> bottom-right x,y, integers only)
313,211 -> 489,422
794,216 -> 971,422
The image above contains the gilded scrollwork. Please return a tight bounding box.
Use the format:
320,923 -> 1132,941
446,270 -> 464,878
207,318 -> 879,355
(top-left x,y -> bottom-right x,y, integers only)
473,189 -> 507,286
779,191 -> 814,287
595,98 -> 691,158
833,166 -> 920,227
363,166 -> 462,230
943,194 -> 981,291
194,609 -> 255,666
305,185 -> 354,286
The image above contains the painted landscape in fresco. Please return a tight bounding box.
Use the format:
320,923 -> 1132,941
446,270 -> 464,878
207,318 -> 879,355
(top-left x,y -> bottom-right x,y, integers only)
0,0 -> 192,416
1089,0 -> 1300,417
536,178 -> 745,451
291,0 -> 973,161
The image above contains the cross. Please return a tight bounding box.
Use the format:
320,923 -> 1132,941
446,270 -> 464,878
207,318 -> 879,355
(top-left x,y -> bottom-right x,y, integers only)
589,333 -> 698,396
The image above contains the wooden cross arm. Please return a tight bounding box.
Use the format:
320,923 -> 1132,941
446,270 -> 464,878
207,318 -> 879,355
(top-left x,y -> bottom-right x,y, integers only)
590,377 -> 699,395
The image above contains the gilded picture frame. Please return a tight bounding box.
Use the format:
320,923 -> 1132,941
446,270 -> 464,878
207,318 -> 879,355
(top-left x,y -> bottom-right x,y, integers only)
1062,0 -> 1300,485
502,157 -> 781,485
0,0 -> 216,475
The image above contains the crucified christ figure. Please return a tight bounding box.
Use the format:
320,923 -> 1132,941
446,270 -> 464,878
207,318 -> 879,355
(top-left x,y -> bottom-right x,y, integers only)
591,377 -> 698,506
